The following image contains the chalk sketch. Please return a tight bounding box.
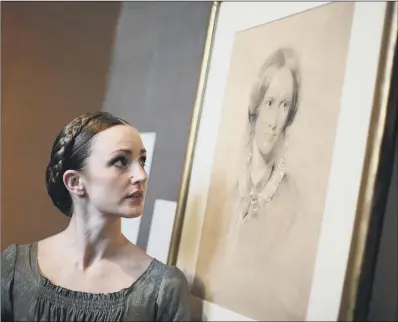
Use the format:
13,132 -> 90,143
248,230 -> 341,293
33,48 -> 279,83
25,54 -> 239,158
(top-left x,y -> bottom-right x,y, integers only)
192,2 -> 355,321
235,48 -> 300,224
121,132 -> 156,244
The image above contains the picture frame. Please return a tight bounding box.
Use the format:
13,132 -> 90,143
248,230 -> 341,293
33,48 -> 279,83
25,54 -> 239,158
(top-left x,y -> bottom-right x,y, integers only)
168,2 -> 397,321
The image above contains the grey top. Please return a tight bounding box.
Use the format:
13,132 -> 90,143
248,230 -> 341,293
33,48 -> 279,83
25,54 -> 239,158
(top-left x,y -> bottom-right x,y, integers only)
1,243 -> 190,321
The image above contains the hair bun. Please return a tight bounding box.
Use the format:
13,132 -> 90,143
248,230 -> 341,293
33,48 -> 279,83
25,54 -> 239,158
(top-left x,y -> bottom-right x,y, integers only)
45,112 -> 128,216
45,114 -> 97,216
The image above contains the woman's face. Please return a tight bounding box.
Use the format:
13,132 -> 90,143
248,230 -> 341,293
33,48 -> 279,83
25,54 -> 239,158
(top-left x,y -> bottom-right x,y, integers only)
80,124 -> 148,218
254,67 -> 294,156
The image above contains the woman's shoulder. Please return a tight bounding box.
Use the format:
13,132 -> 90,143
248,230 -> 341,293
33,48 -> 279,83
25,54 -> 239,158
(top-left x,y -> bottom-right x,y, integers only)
1,243 -> 36,285
148,260 -> 190,321
1,243 -> 17,259
1,244 -> 18,277
148,259 -> 189,292
145,259 -> 190,304
1,243 -> 34,264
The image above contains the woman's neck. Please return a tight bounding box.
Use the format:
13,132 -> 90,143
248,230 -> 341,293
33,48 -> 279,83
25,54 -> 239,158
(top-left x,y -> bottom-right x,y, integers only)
250,136 -> 285,186
62,208 -> 128,271
250,141 -> 274,186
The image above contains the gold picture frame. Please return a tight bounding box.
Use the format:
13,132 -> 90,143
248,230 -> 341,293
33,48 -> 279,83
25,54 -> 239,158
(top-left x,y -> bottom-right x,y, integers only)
339,3 -> 397,320
167,1 -> 221,266
169,2 -> 397,321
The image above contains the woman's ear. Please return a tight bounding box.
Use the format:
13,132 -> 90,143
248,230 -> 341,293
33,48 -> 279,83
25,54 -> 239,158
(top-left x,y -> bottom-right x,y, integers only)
63,170 -> 86,197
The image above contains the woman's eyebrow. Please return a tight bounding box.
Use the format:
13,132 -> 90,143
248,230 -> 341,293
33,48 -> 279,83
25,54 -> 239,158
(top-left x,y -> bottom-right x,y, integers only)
108,149 -> 132,156
108,148 -> 147,157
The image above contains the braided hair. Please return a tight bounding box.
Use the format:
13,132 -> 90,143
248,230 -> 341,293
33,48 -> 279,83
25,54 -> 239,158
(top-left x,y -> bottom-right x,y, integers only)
45,112 -> 129,216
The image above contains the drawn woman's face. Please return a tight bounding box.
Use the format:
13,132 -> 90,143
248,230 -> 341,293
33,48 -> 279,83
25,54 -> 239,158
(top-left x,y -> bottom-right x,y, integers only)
254,67 -> 294,156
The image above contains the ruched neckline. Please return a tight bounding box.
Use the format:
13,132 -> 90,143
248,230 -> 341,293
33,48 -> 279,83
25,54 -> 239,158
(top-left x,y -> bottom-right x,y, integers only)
2,242 -> 191,321
31,242 -> 156,305
27,242 -> 157,321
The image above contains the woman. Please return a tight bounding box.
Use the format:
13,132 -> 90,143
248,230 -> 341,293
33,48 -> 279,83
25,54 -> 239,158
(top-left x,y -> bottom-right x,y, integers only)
235,47 -> 300,224
1,112 -> 190,321
199,49 -> 316,321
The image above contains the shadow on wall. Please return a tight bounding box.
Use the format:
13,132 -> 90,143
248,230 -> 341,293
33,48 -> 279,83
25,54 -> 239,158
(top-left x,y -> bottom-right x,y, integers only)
1,1 -> 121,250
102,1 -> 213,251
190,277 -> 206,322
368,125 -> 398,321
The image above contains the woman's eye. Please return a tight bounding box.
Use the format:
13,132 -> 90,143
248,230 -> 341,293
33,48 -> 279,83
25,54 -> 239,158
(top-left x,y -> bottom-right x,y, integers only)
264,99 -> 272,107
139,156 -> 147,167
113,157 -> 128,168
281,101 -> 290,110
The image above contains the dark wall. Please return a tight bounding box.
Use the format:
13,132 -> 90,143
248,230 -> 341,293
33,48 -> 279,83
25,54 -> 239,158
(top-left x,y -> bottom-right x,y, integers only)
103,1 -> 212,249
1,1 -> 212,251
368,136 -> 398,321
1,1 -> 121,249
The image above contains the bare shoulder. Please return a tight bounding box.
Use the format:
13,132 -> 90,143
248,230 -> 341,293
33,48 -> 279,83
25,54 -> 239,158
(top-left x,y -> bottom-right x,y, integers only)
122,243 -> 188,293
36,234 -> 71,268
123,241 -> 152,262
120,242 -> 154,278
37,233 -> 63,252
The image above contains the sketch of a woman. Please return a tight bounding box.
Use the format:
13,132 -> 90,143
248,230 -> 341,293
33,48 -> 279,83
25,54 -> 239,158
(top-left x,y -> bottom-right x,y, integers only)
235,48 -> 300,223
195,3 -> 355,316
202,49 -> 313,321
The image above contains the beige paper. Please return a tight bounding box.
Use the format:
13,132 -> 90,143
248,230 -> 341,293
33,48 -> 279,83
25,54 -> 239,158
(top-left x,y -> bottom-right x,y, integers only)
193,3 -> 355,321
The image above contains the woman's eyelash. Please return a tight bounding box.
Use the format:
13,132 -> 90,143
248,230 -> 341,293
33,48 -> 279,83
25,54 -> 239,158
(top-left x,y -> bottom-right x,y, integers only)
139,156 -> 147,166
110,155 -> 147,168
112,156 -> 128,167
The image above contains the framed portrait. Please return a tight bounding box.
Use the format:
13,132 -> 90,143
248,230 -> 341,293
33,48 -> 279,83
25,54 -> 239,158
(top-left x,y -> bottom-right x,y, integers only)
168,2 -> 397,321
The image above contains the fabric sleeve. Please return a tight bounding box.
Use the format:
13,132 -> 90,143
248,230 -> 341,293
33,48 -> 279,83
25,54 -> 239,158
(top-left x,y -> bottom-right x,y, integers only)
1,244 -> 17,322
156,266 -> 191,321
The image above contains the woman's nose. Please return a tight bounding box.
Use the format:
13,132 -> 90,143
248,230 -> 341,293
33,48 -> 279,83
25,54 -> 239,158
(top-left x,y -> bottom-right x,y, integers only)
267,107 -> 278,128
130,163 -> 147,185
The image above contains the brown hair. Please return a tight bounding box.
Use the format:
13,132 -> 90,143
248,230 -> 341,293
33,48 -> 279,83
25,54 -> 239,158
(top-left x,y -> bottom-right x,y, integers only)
45,111 -> 129,216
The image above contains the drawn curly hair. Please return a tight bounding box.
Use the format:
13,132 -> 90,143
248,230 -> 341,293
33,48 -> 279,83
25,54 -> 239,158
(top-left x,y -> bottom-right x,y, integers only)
45,111 -> 129,216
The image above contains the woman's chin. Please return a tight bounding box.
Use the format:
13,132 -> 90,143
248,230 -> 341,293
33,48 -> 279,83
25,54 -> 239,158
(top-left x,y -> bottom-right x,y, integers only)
121,206 -> 143,219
